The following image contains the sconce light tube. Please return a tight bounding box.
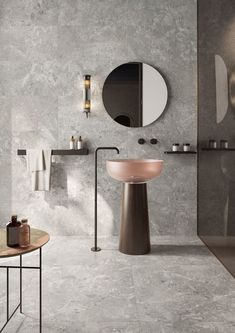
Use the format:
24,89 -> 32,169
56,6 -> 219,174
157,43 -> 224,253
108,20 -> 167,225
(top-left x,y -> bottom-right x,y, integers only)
83,74 -> 91,118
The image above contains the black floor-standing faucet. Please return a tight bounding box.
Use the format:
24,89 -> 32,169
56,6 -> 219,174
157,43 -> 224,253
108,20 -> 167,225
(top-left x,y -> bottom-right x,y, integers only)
91,147 -> 120,252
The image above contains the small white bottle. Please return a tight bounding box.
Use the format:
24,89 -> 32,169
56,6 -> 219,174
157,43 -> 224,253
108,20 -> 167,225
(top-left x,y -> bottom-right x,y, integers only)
77,136 -> 83,150
70,136 -> 75,149
172,143 -> 180,152
183,143 -> 191,152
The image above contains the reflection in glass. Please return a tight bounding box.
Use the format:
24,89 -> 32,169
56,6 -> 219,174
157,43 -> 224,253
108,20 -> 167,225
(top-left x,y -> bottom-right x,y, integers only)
215,55 -> 228,124
199,1 -> 235,277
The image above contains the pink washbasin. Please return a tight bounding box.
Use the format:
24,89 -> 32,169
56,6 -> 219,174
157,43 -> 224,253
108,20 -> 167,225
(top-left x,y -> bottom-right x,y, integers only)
106,159 -> 163,183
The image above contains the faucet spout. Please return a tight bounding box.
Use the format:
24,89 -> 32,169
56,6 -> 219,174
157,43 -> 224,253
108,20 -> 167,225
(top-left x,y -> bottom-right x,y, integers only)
92,146 -> 120,253
114,147 -> 120,154
95,146 -> 119,154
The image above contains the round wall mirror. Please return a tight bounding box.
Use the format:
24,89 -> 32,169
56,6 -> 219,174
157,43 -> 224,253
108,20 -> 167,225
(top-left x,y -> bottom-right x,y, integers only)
102,62 -> 168,128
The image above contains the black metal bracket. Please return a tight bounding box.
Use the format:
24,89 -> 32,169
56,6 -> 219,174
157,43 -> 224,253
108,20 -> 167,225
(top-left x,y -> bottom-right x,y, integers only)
164,151 -> 197,154
83,110 -> 90,118
91,147 -> 120,252
0,248 -> 42,333
17,149 -> 89,156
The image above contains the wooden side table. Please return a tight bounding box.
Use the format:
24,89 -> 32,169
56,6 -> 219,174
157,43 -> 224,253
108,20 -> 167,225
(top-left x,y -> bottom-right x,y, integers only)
0,228 -> 50,333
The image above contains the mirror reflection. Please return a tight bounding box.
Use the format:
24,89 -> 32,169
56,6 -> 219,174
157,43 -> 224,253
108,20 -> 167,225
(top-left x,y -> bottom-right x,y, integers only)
102,62 -> 168,127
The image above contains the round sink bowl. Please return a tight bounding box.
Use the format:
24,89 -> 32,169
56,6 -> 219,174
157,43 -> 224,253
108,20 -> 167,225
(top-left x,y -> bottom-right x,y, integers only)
106,159 -> 163,184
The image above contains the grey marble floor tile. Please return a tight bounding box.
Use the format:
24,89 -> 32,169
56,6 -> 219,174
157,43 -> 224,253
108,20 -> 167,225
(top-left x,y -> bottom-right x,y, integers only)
132,261 -> 234,303
0,236 -> 234,332
135,293 -> 235,324
17,263 -> 138,323
39,236 -> 219,268
139,320 -> 235,333
5,314 -> 141,333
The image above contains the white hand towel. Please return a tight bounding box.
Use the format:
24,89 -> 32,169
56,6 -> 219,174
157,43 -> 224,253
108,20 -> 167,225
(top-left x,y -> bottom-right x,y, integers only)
27,149 -> 52,191
26,149 -> 44,172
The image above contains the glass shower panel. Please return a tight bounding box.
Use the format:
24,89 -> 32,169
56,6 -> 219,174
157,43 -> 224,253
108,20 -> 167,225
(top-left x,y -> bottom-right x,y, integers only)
198,0 -> 235,277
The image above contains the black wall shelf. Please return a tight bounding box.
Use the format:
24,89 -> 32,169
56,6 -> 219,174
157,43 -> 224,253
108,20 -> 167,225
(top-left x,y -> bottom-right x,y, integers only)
17,148 -> 89,156
201,148 -> 235,151
164,151 -> 197,154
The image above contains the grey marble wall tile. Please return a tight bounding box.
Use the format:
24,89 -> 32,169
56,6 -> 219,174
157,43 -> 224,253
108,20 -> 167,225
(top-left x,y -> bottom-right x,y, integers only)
58,95 -> 130,152
0,26 -> 57,62
124,1 -> 197,238
127,130 -> 197,236
0,0 -> 58,27
11,96 -> 58,132
12,129 -> 58,151
0,157 -> 11,224
0,0 -> 197,236
56,94 -> 128,236
0,61 -> 60,97
58,0 -> 129,27
0,97 -> 11,154
57,26 -> 128,67
0,97 -> 11,224
56,62 -> 83,97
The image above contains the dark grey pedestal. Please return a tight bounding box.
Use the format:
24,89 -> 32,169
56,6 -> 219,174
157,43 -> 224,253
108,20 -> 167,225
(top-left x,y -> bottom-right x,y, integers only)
119,183 -> 150,255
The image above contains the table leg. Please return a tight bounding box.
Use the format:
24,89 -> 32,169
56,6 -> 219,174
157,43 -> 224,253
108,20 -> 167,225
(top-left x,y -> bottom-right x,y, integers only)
0,249 -> 43,332
39,247 -> 42,333
20,255 -> 22,313
6,268 -> 9,321
0,267 -> 21,333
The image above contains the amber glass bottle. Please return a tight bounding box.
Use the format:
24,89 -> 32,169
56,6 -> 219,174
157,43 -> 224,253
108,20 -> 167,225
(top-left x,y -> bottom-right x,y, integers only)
19,219 -> 30,248
7,215 -> 21,247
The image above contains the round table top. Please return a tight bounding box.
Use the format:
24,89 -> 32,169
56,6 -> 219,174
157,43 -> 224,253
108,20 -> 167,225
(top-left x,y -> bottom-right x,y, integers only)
0,228 -> 50,258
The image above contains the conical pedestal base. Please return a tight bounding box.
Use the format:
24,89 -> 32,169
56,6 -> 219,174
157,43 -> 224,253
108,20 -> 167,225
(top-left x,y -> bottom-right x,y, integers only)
119,183 -> 150,255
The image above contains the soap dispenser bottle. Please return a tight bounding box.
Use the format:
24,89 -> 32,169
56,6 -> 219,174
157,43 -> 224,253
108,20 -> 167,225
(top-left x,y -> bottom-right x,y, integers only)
70,136 -> 75,149
77,136 -> 83,150
19,219 -> 30,248
7,215 -> 21,247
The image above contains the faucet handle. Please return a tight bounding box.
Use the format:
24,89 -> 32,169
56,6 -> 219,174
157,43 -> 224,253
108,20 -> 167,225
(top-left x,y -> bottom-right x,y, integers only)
150,138 -> 158,144
138,138 -> 146,145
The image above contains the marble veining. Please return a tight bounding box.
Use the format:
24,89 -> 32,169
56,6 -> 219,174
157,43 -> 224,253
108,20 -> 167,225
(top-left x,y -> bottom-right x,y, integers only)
0,236 -> 234,332
0,0 -> 197,237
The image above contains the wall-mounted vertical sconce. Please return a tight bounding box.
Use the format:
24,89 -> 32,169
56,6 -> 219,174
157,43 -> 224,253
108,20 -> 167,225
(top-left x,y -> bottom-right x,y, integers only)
83,75 -> 91,118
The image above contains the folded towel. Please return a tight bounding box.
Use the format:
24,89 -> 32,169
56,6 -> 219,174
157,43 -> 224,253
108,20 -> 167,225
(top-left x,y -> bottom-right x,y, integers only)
26,149 -> 44,172
27,149 -> 52,191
